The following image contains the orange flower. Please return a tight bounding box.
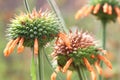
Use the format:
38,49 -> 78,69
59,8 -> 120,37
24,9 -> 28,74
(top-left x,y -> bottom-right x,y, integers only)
51,30 -> 112,80
75,1 -> 120,23
4,9 -> 60,56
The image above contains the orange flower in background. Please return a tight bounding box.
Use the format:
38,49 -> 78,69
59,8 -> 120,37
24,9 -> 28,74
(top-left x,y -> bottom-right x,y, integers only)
51,30 -> 112,80
75,0 -> 120,23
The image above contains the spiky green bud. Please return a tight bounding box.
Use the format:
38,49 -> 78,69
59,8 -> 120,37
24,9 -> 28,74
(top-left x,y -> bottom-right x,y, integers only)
8,9 -> 60,47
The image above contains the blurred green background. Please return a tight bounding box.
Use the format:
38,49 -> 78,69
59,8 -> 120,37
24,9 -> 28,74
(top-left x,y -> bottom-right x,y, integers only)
0,0 -> 120,80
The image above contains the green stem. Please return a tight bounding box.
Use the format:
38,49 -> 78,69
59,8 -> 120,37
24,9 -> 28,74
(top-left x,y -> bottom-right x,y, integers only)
46,0 -> 69,33
38,48 -> 44,80
24,0 -> 31,13
81,68 -> 87,80
75,66 -> 83,80
77,68 -> 82,80
102,22 -> 107,50
99,21 -> 107,80
31,49 -> 37,80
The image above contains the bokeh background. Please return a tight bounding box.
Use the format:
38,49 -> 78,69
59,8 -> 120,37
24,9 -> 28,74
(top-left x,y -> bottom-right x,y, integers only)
0,0 -> 120,80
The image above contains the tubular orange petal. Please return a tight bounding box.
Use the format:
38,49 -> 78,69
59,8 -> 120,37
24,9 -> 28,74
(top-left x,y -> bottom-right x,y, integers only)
103,3 -> 108,13
62,58 -> 73,73
114,6 -> 120,16
51,72 -> 57,80
75,5 -> 88,19
67,70 -> 72,80
97,54 -> 112,69
83,57 -> 93,71
91,54 -> 95,59
17,37 -> 24,53
95,60 -> 103,75
84,5 -> 94,17
58,32 -> 71,49
97,48 -> 108,55
117,16 -> 120,23
4,40 -> 14,56
8,37 -> 20,55
34,38 -> 38,55
93,4 -> 101,14
51,66 -> 61,80
91,69 -> 97,80
108,5 -> 112,15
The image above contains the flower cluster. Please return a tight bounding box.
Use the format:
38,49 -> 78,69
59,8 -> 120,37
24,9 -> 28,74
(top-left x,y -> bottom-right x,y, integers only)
51,30 -> 112,80
4,9 -> 60,56
75,0 -> 120,23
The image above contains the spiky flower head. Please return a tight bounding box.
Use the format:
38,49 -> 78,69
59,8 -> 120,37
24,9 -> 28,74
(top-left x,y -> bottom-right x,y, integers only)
4,9 -> 60,56
51,30 -> 112,80
75,0 -> 120,23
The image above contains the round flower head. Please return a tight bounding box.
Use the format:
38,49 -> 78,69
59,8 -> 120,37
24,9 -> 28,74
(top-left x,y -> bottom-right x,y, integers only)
75,0 -> 120,23
51,30 -> 112,80
4,9 -> 60,56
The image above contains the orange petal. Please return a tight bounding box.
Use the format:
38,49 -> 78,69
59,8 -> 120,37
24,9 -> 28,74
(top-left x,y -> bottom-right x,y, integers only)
97,48 -> 108,55
95,60 -> 103,75
38,9 -> 42,17
114,6 -> 120,16
91,54 -> 95,59
91,69 -> 97,80
51,66 -> 61,80
34,38 -> 38,55
108,5 -> 112,15
4,40 -> 14,56
97,54 -> 112,69
84,5 -> 94,17
117,16 -> 120,23
103,3 -> 109,13
8,37 -> 20,56
32,9 -> 38,17
83,57 -> 93,71
67,70 -> 72,80
75,5 -> 88,19
51,72 -> 57,80
62,58 -> 73,73
17,37 -> 24,53
58,32 -> 71,49
93,4 -> 101,14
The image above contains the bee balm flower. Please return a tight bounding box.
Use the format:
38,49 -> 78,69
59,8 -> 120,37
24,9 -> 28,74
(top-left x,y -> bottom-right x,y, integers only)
51,30 -> 112,80
4,9 -> 60,56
